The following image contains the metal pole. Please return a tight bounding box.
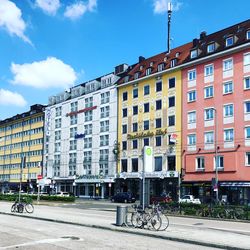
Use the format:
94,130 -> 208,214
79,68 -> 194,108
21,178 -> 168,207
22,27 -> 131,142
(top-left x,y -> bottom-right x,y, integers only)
167,3 -> 172,54
214,108 -> 219,202
19,157 -> 24,203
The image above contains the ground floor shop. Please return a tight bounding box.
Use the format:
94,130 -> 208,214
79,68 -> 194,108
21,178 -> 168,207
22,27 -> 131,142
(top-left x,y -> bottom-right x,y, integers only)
182,181 -> 250,205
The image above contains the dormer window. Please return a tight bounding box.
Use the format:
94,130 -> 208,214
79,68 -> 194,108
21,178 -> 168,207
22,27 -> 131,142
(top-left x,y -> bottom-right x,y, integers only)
207,43 -> 215,53
140,65 -> 143,70
226,36 -> 234,47
247,30 -> 250,40
134,72 -> 140,79
146,68 -> 152,76
190,49 -> 198,59
170,58 -> 177,68
150,62 -> 154,67
157,63 -> 165,72
124,76 -> 129,83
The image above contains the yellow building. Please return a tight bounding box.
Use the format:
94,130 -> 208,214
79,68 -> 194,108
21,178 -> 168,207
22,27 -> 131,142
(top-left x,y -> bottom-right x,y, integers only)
115,44 -> 190,200
0,104 -> 45,192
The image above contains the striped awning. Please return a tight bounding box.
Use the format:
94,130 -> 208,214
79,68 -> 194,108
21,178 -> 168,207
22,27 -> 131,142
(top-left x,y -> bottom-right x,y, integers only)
220,182 -> 250,187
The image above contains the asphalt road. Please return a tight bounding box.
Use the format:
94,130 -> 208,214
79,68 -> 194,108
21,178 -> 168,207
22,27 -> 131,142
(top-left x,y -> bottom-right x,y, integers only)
0,214 -> 220,250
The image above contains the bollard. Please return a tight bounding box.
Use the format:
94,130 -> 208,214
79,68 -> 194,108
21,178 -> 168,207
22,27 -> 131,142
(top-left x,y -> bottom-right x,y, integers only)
116,206 -> 127,226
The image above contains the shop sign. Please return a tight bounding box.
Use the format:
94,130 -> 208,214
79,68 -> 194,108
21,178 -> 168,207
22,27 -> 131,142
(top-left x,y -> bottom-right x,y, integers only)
75,133 -> 85,139
169,133 -> 178,143
66,106 -> 97,117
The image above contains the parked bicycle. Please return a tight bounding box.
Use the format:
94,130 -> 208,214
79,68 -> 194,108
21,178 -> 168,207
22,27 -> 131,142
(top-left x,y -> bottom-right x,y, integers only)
11,198 -> 34,213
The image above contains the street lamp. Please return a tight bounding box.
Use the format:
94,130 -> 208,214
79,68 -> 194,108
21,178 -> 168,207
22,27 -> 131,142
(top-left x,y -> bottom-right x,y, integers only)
212,108 -> 219,203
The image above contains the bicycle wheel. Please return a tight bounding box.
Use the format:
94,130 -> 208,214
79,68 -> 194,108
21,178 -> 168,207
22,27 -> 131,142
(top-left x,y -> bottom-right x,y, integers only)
11,204 -> 16,213
159,214 -> 169,231
25,203 -> 34,213
17,203 -> 24,213
151,214 -> 162,231
131,212 -> 143,228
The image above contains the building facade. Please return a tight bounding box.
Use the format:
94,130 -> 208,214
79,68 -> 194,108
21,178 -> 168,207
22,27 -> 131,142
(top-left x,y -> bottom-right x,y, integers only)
0,104 -> 45,193
116,44 -> 191,201
43,73 -> 119,198
182,20 -> 250,204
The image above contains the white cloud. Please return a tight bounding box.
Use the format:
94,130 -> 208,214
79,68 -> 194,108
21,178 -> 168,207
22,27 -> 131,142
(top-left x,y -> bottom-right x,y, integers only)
35,0 -> 60,15
10,57 -> 77,89
0,89 -> 27,107
0,0 -> 31,44
153,0 -> 182,14
64,0 -> 97,20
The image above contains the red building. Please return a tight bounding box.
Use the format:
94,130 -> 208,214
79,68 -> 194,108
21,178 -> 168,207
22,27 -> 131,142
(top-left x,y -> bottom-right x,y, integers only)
182,20 -> 250,204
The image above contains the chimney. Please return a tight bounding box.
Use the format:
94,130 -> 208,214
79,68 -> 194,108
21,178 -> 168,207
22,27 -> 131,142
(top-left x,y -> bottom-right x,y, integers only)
192,38 -> 199,47
200,31 -> 207,40
139,56 -> 145,63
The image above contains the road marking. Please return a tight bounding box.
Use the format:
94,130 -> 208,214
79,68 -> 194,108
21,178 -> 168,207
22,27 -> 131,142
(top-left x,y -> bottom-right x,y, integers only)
0,237 -> 83,249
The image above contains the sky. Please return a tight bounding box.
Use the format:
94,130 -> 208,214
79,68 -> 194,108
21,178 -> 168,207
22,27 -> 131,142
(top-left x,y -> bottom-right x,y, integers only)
0,0 -> 249,120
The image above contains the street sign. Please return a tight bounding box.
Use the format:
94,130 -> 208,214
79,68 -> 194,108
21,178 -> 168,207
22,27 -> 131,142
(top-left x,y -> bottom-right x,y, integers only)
37,174 -> 43,180
170,133 -> 178,143
143,146 -> 153,172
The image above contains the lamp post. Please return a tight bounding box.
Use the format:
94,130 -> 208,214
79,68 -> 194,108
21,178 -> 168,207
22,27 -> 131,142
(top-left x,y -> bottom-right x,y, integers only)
212,108 -> 219,203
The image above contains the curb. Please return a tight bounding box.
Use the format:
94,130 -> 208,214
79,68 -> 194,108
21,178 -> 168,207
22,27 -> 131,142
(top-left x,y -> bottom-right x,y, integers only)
0,211 -> 248,250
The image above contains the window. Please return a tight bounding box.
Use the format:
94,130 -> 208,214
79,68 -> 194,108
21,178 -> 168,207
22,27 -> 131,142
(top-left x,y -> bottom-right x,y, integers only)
121,159 -> 127,172
188,111 -> 196,123
156,81 -> 162,92
54,142 -> 61,152
168,115 -> 175,126
122,141 -> 127,150
100,135 -> 109,146
101,92 -> 110,104
226,36 -> 234,47
223,81 -> 233,94
132,158 -> 138,172
207,43 -> 215,53
158,63 -> 164,72
70,115 -> 77,125
224,104 -> 233,117
168,96 -> 175,107
156,100 -> 162,110
205,108 -> 214,120
71,102 -> 78,112
144,85 -> 150,95
144,138 -> 149,146
204,64 -> 214,76
224,129 -> 234,142
223,58 -> 233,71
155,118 -> 162,128
122,108 -> 127,117
85,110 -> 93,121
132,139 -> 138,149
133,106 -> 138,115
84,137 -> 92,148
100,121 -> 109,132
188,69 -> 196,81
155,136 -> 161,146
247,30 -> 250,40
122,124 -> 127,134
70,140 -> 77,150
170,58 -> 177,67
55,118 -> 61,128
196,157 -> 205,170
55,107 -> 62,117
70,127 -> 77,138
190,49 -> 198,58
144,103 -> 149,113
168,78 -> 175,88
146,68 -> 152,76
215,156 -> 224,169
204,86 -> 214,98
85,97 -> 93,108
134,72 -> 140,79
245,77 -> 250,90
245,101 -> 250,113
188,134 -> 196,145
245,127 -> 250,139
144,120 -> 149,130
188,91 -> 196,102
204,131 -> 214,144
155,156 -> 162,171
245,152 -> 250,166
244,53 -> 250,66
132,122 -> 138,132
123,92 -> 128,101
133,88 -> 138,98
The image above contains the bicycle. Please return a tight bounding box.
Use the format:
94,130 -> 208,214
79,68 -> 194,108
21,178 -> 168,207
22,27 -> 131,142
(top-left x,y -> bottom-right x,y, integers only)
11,199 -> 34,213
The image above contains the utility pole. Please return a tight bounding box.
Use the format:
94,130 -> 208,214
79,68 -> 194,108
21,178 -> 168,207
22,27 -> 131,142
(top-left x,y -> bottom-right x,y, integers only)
19,156 -> 26,203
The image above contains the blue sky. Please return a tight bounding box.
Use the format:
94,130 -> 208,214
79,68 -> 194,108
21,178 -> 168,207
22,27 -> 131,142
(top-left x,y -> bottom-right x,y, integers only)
0,0 -> 249,120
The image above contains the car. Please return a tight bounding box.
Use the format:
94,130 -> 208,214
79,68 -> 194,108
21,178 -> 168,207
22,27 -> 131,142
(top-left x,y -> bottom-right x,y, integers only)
56,192 -> 70,197
179,195 -> 201,204
111,192 -> 136,203
150,195 -> 172,204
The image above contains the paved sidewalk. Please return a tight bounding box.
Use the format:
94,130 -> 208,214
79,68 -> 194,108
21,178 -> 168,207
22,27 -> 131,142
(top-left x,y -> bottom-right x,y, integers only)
0,201 -> 250,250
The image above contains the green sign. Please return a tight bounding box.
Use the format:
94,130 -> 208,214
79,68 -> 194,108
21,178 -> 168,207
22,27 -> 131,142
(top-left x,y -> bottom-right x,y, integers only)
146,147 -> 152,156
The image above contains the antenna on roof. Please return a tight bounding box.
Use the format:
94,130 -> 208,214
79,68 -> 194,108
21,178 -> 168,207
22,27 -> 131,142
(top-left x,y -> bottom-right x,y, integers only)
167,1 -> 172,54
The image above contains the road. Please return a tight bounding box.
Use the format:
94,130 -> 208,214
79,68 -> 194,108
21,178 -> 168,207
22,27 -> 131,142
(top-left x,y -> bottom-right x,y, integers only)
0,214 -> 220,250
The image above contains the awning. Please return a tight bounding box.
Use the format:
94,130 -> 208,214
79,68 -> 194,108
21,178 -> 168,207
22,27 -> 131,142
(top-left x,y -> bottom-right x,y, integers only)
220,182 -> 250,187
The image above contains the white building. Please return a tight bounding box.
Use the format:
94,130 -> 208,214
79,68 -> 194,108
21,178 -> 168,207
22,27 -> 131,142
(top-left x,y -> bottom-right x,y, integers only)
43,73 -> 119,198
